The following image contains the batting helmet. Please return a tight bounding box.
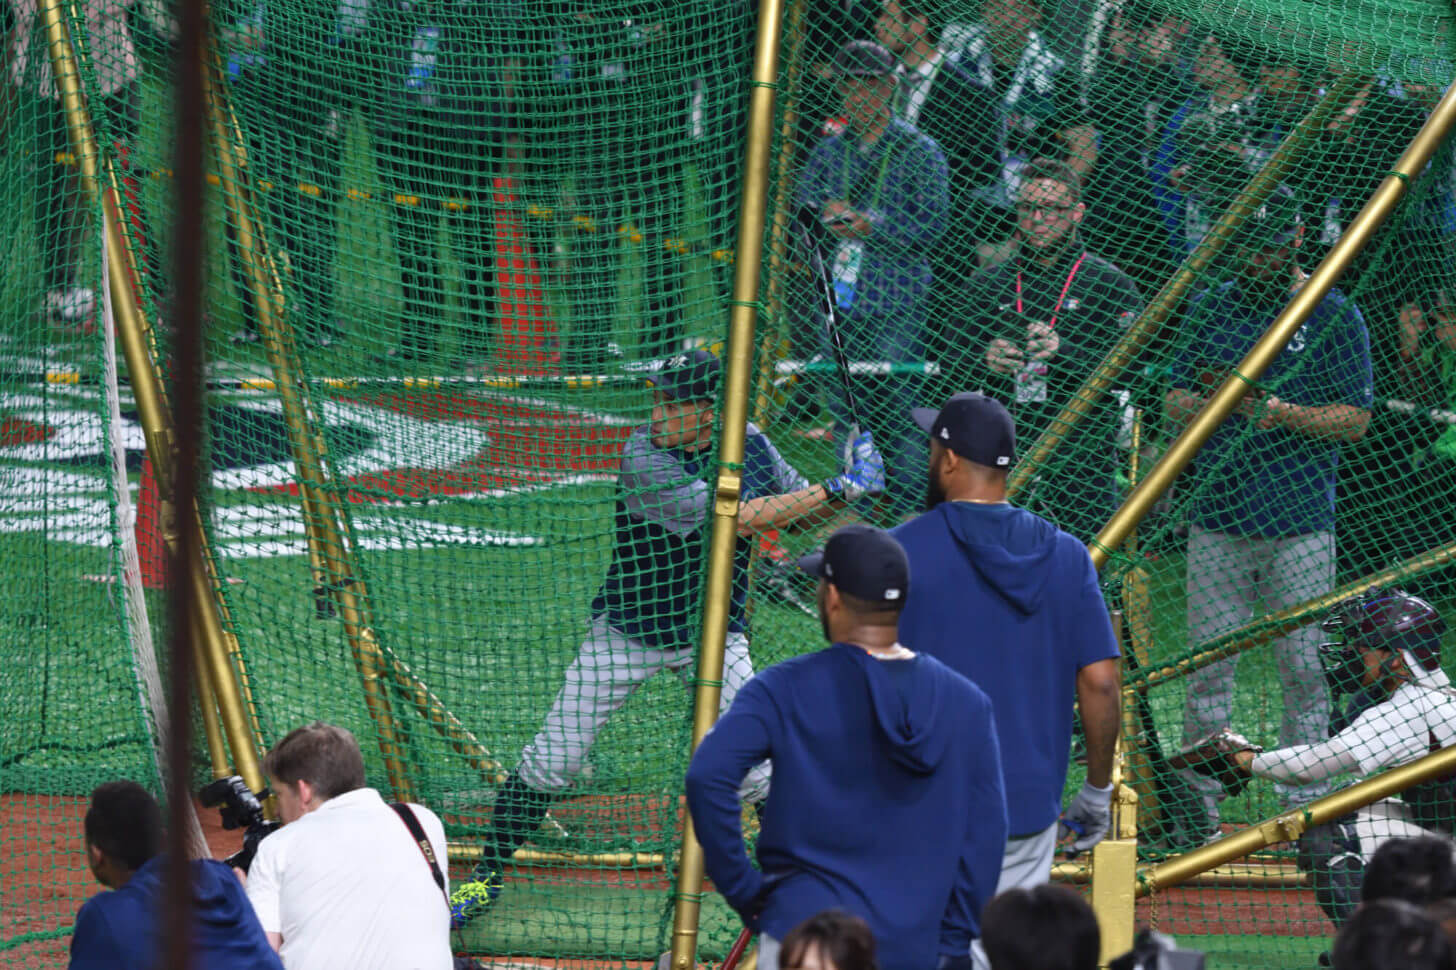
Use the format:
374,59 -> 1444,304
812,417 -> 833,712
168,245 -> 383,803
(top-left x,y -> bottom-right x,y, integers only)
1320,586 -> 1448,677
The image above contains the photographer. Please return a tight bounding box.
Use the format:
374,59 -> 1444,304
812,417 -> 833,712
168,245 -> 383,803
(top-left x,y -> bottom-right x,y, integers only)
70,781 -> 281,970
242,722 -> 451,969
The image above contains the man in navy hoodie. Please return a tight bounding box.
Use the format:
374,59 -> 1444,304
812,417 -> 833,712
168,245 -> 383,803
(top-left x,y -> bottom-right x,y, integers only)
69,780 -> 283,970
893,392 -> 1121,963
686,525 -> 1008,970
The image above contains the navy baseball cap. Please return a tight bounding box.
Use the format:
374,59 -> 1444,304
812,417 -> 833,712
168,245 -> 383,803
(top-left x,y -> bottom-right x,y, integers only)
911,392 -> 1017,468
797,525 -> 910,605
645,349 -> 721,403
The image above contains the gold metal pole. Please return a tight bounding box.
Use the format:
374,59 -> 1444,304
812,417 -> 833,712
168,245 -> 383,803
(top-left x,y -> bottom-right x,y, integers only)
39,0 -> 269,799
1006,73 -> 1360,506
668,0 -> 786,964
1088,75 -> 1456,571
1137,745 -> 1456,895
1090,612 -> 1137,964
751,0 -> 807,424
191,612 -> 232,779
200,57 -> 418,802
1133,539 -> 1456,694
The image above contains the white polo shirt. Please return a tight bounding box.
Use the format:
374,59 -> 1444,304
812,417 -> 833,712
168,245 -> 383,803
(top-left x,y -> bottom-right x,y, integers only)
1339,663 -> 1456,776
246,787 -> 452,970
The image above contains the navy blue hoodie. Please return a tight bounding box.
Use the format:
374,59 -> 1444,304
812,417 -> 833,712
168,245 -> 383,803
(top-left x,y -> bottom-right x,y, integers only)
685,644 -> 1008,970
69,856 -> 283,970
894,502 -> 1119,837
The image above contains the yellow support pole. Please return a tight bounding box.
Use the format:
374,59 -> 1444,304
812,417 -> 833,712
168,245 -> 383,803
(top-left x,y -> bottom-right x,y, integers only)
201,55 -> 418,802
1132,539 -> 1456,694
39,0 -> 269,800
1089,612 -> 1137,965
668,0 -> 787,963
1088,76 -> 1456,572
1137,745 -> 1456,895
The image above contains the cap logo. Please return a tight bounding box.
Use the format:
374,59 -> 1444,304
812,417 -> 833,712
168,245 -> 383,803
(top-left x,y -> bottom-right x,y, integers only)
825,562 -> 834,576
996,456 -> 1010,466
884,588 -> 901,600
939,428 -> 950,439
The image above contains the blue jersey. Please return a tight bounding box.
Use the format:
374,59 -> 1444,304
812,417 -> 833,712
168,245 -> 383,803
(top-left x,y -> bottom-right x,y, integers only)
893,502 -> 1119,836
69,857 -> 283,970
591,424 -> 807,649
686,645 -> 1007,968
1171,283 -> 1372,538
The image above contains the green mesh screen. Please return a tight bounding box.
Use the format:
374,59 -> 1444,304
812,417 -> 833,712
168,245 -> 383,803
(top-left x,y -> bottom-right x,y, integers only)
2,0 -> 1455,963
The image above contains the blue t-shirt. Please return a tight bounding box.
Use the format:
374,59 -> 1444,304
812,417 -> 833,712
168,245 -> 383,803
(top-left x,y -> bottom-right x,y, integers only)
686,645 -> 1007,968
69,856 -> 283,970
592,423 -> 807,649
1171,282 -> 1372,538
893,502 -> 1119,835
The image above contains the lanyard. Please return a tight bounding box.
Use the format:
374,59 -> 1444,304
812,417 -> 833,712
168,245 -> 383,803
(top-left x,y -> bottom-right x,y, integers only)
840,132 -> 895,212
1015,252 -> 1087,331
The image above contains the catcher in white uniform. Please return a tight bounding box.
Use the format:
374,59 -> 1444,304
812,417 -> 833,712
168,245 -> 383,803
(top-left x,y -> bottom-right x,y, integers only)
1173,587 -> 1455,926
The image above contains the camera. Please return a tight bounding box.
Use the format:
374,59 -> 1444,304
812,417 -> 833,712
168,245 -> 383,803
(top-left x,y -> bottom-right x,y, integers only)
1110,929 -> 1207,970
199,775 -> 281,873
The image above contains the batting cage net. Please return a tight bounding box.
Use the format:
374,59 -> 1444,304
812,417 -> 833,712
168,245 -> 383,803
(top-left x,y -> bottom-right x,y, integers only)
1,0 -> 1454,963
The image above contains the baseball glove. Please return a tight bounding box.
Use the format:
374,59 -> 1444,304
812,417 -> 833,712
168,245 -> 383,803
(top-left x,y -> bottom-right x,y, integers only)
1167,730 -> 1264,798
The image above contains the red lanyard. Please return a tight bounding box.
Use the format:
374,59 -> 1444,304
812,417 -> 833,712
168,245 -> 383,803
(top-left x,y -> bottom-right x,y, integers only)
1015,252 -> 1087,331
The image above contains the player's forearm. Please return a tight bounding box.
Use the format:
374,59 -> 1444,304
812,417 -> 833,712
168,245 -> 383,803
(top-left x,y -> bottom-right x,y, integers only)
1163,387 -> 1204,428
1265,400 -> 1371,443
1076,659 -> 1121,789
1250,739 -> 1358,786
737,484 -> 838,534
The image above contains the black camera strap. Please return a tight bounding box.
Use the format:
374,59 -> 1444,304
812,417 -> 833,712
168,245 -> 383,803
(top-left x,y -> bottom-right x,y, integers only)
390,802 -> 449,909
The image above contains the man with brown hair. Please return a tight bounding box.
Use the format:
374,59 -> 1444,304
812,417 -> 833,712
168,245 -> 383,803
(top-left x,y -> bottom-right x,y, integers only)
242,722 -> 451,970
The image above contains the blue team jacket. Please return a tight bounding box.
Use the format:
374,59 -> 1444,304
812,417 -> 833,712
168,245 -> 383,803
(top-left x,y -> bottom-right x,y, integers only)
685,644 -> 1008,969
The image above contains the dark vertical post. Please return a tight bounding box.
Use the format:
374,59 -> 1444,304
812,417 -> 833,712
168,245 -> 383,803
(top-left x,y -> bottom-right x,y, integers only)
166,0 -> 208,960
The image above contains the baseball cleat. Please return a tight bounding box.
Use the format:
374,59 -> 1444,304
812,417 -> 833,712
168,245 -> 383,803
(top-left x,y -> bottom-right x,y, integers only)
449,869 -> 504,929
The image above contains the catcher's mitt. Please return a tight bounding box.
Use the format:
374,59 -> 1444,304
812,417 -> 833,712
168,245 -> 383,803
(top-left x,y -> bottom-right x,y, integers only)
1167,729 -> 1263,798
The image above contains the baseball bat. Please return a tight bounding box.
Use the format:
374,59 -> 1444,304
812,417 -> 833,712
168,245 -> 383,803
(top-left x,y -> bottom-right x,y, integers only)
795,210 -> 863,439
722,927 -> 754,970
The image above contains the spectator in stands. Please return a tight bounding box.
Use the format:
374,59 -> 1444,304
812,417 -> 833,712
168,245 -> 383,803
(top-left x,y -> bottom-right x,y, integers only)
220,0 -> 354,348
1151,33 -> 1268,256
1392,271 -> 1456,589
686,525 -> 1007,970
69,780 -> 282,970
552,0 -> 692,367
241,722 -> 451,969
6,0 -> 154,331
369,0 -> 516,365
1079,0 -> 1191,293
795,40 -> 949,522
981,885 -> 1100,970
779,910 -> 881,970
952,0 -> 1098,265
958,158 -> 1143,543
875,0 -> 1000,282
1165,183 -> 1371,840
1332,899 -> 1454,970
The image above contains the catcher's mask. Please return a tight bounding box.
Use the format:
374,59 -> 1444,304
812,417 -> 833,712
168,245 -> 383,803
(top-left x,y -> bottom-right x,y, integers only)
1319,586 -> 1448,696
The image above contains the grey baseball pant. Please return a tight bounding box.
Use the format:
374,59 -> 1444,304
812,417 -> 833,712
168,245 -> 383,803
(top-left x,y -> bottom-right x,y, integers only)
518,616 -> 770,800
1181,526 -> 1334,813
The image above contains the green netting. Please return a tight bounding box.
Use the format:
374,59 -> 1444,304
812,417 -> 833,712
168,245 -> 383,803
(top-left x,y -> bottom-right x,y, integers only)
2,0 -> 1455,962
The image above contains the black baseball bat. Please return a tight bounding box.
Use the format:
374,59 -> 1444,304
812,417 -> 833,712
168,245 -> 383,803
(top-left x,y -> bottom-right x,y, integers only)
795,209 -> 863,438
